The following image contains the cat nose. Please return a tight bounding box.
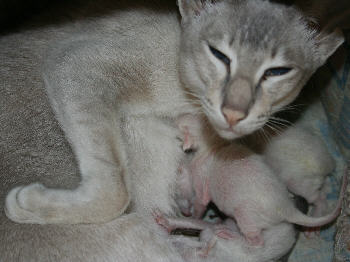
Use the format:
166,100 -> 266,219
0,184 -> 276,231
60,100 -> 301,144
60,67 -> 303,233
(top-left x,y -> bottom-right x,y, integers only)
222,107 -> 246,126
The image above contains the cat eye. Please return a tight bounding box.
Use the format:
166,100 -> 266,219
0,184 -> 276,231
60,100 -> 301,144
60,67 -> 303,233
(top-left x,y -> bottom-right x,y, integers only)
209,45 -> 231,66
263,67 -> 292,78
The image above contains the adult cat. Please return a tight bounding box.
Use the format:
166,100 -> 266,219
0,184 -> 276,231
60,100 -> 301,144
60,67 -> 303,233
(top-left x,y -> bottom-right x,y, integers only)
1,0 -> 343,226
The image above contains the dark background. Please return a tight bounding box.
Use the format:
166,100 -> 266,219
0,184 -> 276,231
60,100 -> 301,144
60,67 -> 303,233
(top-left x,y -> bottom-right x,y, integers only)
0,0 -> 349,35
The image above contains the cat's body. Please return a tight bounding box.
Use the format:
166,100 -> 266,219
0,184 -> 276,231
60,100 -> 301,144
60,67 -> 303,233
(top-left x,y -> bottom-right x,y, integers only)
2,0 -> 194,224
0,0 -> 344,260
0,212 -> 186,262
0,1 -> 192,260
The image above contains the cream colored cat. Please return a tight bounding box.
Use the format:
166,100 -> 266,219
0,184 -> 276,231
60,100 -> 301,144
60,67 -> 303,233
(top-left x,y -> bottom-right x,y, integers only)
2,0 -> 343,226
0,0 -> 344,260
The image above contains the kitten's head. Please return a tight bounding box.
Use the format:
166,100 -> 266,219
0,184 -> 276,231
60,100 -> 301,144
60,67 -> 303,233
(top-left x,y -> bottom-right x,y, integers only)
178,0 -> 343,139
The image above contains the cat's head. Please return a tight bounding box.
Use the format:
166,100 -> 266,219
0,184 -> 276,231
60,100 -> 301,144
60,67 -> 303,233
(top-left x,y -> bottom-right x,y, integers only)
177,0 -> 344,139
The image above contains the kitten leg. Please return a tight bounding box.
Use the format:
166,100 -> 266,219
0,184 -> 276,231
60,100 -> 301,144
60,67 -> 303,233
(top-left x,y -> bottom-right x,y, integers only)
154,212 -> 239,240
153,213 -> 217,257
192,177 -> 210,218
196,228 -> 218,257
309,187 -> 329,217
304,188 -> 328,238
176,165 -> 194,217
196,219 -> 241,257
153,211 -> 215,232
234,207 -> 264,247
153,213 -> 239,258
5,111 -> 129,224
196,221 -> 241,257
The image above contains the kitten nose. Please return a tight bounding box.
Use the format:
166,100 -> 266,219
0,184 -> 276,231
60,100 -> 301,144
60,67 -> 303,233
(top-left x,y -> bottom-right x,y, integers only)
222,107 -> 246,126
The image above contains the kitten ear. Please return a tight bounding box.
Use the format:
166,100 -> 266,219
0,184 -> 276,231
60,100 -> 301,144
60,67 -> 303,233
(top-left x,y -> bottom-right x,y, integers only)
315,28 -> 344,66
177,0 -> 212,24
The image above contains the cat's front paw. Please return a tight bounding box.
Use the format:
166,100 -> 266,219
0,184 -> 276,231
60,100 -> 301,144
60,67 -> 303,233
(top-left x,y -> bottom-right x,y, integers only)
5,183 -> 52,224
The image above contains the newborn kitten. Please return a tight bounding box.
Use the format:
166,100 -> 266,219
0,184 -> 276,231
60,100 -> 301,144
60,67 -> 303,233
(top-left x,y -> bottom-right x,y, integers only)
174,114 -> 346,246
263,126 -> 336,235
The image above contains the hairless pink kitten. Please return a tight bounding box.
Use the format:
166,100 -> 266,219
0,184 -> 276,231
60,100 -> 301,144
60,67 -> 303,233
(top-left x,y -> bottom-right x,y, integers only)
171,114 -> 347,247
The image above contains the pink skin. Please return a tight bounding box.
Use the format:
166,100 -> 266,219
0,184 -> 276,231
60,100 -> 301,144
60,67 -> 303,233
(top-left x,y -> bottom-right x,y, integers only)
176,115 -> 347,247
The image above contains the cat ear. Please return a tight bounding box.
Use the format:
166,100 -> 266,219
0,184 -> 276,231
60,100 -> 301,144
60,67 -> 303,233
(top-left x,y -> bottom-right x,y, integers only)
177,0 -> 212,24
314,28 -> 344,66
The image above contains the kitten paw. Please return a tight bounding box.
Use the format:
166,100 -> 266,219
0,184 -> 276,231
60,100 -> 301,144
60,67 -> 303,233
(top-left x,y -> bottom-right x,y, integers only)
5,183 -> 49,224
303,227 -> 321,238
152,210 -> 173,233
245,232 -> 264,247
214,226 -> 239,240
197,230 -> 217,258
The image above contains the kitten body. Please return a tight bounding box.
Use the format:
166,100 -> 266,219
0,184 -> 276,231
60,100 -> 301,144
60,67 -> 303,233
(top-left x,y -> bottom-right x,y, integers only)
175,114 -> 345,246
263,126 -> 336,226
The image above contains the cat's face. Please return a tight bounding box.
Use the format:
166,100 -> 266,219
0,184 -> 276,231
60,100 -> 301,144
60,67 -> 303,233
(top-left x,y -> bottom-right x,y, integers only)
178,0 -> 343,139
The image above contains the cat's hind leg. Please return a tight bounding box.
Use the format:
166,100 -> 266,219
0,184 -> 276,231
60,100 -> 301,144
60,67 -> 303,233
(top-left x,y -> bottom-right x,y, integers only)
5,86 -> 130,224
5,158 -> 129,224
4,128 -> 130,224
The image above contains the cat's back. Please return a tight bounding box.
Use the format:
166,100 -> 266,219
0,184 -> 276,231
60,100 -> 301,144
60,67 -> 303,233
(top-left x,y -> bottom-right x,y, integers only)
37,4 -> 184,117
0,0 -> 179,79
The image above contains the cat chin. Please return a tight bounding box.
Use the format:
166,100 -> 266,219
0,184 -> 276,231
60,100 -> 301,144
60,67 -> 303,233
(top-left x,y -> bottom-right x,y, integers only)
214,124 -> 261,140
214,127 -> 242,140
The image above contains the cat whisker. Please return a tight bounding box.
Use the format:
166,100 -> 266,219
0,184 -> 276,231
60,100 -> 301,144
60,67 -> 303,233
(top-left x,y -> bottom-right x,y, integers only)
268,119 -> 292,129
266,123 -> 286,134
269,116 -> 293,125
283,103 -> 305,110
277,103 -> 305,114
264,122 -> 283,136
268,115 -> 295,129
257,126 -> 271,145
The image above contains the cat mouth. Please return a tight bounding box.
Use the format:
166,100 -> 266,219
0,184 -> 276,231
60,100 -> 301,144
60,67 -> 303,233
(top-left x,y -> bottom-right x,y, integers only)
224,127 -> 241,134
205,112 -> 246,139
215,126 -> 243,140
